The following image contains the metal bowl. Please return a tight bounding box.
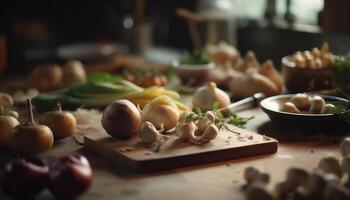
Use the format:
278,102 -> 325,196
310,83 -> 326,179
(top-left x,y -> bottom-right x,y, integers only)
260,94 -> 349,130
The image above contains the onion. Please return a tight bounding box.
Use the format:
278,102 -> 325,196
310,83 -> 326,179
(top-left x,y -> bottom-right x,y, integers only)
101,100 -> 141,139
141,96 -> 180,130
193,82 -> 231,111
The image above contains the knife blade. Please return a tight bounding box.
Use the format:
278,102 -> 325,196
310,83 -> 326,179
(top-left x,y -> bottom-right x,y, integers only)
218,93 -> 265,117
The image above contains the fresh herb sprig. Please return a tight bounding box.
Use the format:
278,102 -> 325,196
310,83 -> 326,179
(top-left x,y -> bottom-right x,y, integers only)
191,102 -> 253,135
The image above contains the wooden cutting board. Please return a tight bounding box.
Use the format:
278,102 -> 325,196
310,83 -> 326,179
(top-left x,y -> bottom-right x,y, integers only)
84,126 -> 278,173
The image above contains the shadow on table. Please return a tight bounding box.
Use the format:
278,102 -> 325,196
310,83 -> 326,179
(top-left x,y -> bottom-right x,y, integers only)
258,121 -> 350,143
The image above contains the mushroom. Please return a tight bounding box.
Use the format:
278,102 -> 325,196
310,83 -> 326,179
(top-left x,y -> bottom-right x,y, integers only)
274,167 -> 309,198
138,121 -> 168,144
198,124 -> 219,143
244,166 -> 270,186
340,137 -> 350,157
244,183 -> 274,200
317,154 -> 343,178
306,170 -> 328,199
309,96 -> 326,114
175,122 -> 198,143
289,93 -> 310,111
280,102 -> 300,113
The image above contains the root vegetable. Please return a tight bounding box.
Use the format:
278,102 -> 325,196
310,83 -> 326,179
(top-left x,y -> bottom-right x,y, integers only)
102,99 -> 141,139
28,64 -> 63,92
289,93 -> 310,111
39,103 -> 77,140
141,95 -> 180,130
0,107 -> 19,148
193,82 -> 230,111
11,99 -> 54,155
280,102 -> 300,113
49,154 -> 92,199
62,59 -> 87,87
1,157 -> 49,199
0,93 -> 14,107
259,59 -> 283,91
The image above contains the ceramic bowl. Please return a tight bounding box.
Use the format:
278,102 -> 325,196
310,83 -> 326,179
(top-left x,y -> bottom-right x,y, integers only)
282,56 -> 335,93
260,94 -> 349,130
171,60 -> 214,85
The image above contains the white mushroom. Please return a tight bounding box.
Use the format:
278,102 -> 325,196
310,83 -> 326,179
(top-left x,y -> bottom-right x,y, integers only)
289,93 -> 310,111
138,121 -> 167,144
309,96 -> 326,114
340,137 -> 350,157
318,154 -> 343,178
198,124 -> 219,142
280,102 -> 300,113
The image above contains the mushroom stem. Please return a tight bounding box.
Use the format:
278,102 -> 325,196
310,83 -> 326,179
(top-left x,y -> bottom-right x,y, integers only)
26,99 -> 36,126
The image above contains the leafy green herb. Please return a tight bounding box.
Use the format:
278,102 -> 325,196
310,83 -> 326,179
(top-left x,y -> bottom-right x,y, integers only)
179,49 -> 211,65
335,55 -> 350,88
228,113 -> 254,128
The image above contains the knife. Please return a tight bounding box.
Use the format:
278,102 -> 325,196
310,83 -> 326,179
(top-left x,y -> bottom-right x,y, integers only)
218,93 -> 265,117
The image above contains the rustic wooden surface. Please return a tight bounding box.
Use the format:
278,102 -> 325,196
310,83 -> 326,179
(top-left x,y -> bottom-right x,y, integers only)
0,105 -> 345,200
84,125 -> 277,173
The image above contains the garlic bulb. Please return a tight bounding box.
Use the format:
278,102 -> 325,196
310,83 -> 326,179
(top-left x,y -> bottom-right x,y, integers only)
141,96 -> 180,130
193,82 -> 230,111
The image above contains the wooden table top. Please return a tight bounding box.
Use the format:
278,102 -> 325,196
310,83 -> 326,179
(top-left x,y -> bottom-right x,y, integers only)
0,105 -> 342,200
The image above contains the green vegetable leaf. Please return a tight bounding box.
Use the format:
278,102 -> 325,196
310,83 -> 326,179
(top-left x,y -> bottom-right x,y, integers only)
227,113 -> 254,128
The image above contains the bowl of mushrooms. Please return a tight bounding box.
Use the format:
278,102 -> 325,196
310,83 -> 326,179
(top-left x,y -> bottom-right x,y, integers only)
260,93 -> 349,130
282,42 -> 336,93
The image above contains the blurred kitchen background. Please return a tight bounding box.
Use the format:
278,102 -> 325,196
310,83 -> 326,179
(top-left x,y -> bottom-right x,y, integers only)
1,0 -> 350,74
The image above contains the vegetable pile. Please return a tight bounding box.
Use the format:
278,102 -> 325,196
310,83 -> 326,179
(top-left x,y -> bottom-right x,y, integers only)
242,137 -> 350,200
32,72 -> 189,112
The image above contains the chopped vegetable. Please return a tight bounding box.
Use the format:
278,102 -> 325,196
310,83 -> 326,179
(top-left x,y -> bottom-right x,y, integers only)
32,72 -> 189,112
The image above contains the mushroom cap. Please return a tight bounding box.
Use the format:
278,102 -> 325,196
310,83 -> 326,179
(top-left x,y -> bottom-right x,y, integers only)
286,167 -> 309,188
318,154 -> 342,177
244,166 -> 260,183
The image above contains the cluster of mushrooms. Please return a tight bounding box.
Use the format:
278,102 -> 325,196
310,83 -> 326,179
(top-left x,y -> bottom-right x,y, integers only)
243,137 -> 350,200
291,42 -> 334,69
102,95 -> 223,150
0,93 -> 77,155
207,41 -> 283,98
280,93 -> 335,114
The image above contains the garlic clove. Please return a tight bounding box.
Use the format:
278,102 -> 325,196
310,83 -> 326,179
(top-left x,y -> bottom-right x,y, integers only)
138,121 -> 161,144
199,124 -> 218,142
